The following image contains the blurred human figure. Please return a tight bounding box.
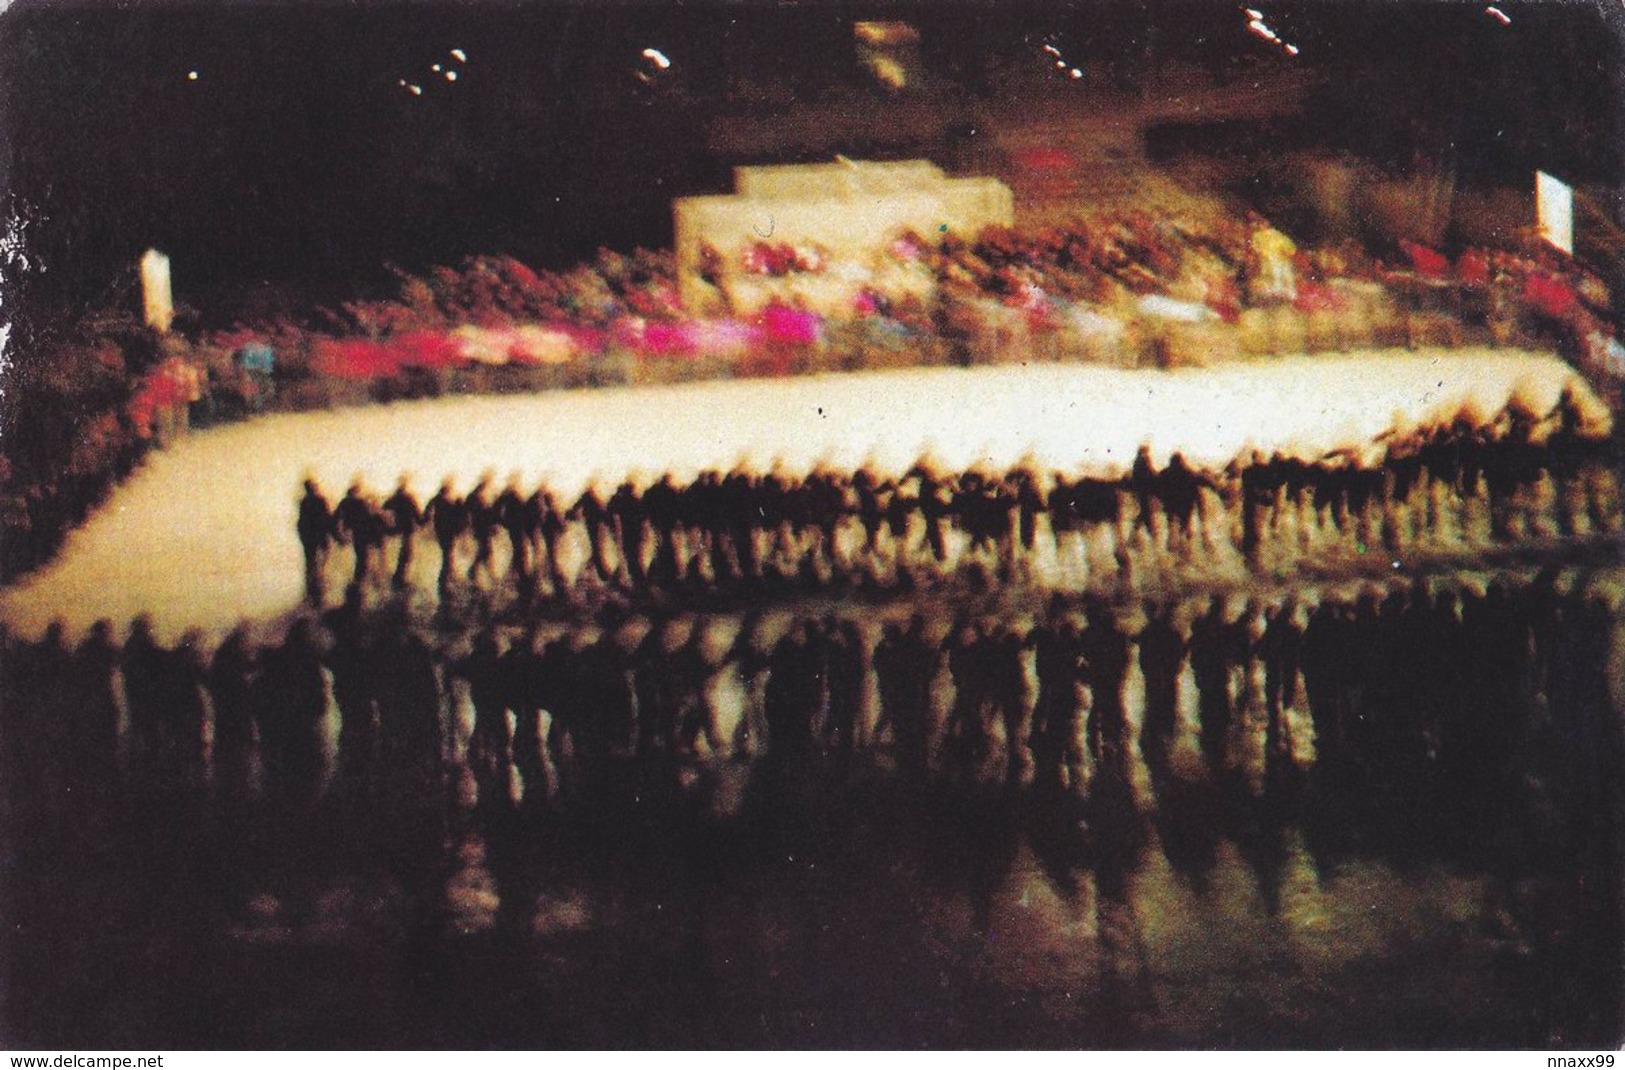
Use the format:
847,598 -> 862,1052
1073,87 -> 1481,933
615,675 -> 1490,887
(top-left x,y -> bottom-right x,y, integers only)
297,480 -> 335,603
382,478 -> 423,590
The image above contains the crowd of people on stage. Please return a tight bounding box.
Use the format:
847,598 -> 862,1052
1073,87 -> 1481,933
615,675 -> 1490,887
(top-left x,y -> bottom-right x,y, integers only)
294,415 -> 1619,606
2,573 -> 1615,826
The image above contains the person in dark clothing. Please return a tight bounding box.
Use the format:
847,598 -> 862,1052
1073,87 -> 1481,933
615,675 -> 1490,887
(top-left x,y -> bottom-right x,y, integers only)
1010,466 -> 1045,555
1190,595 -> 1240,775
494,475 -> 531,583
764,620 -> 825,759
382,478 -> 423,590
852,466 -> 888,558
325,606 -> 380,788
823,615 -> 866,754
1029,612 -> 1086,788
721,468 -> 759,579
375,630 -> 444,797
1128,445 -> 1161,544
452,633 -> 513,805
1260,598 -> 1303,765
334,481 -> 384,588
165,629 -> 211,787
873,614 -> 936,775
609,480 -> 647,587
1158,451 -> 1206,551
907,462 -> 951,563
571,484 -> 617,584
1080,603 -> 1132,784
71,619 -> 124,790
505,627 -> 550,793
1137,603 -> 1187,780
464,476 -> 500,588
207,625 -> 259,805
641,473 -> 682,588
944,621 -> 990,776
297,480 -> 335,603
530,486 -> 569,593
425,479 -> 468,595
121,614 -> 170,778
257,619 -> 330,810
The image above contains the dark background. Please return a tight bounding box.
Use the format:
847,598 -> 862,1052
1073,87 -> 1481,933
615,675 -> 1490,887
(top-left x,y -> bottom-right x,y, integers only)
0,0 -> 1620,325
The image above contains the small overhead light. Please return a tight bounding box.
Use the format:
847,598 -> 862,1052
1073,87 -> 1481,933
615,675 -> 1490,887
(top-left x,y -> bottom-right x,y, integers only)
1244,7 -> 1263,18
1042,44 -> 1061,56
641,47 -> 671,69
1069,67 -> 1083,79
1284,42 -> 1299,55
446,70 -> 458,81
407,83 -> 422,96
1485,5 -> 1511,24
186,70 -> 199,81
451,48 -> 467,61
432,63 -> 443,72
1055,59 -> 1067,68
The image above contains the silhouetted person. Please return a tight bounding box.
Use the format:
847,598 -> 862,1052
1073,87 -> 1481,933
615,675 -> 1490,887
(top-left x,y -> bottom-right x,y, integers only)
571,485 -> 617,584
257,619 -> 330,809
1137,605 -> 1187,779
609,480 -> 647,586
764,621 -> 824,759
207,625 -> 259,804
375,630 -> 444,796
1190,596 -> 1239,775
71,619 -> 123,791
874,614 -> 936,775
1030,614 -> 1086,787
382,478 -> 423,589
122,614 -> 169,777
453,633 -> 513,805
494,476 -> 531,582
425,479 -> 468,595
823,615 -> 866,754
465,476 -> 500,587
325,601 -> 379,787
297,480 -> 335,603
334,481 -> 384,587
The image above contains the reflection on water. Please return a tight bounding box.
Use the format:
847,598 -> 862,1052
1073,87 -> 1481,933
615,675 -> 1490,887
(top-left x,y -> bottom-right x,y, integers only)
1,568 -> 1621,1048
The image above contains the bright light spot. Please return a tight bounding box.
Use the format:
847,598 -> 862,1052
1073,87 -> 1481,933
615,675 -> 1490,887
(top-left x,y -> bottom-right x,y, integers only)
1284,43 -> 1299,55
1055,59 -> 1067,68
641,47 -> 671,70
407,83 -> 422,96
1244,7 -> 1263,18
1042,44 -> 1061,56
1247,18 -> 1279,41
186,70 -> 198,81
1069,67 -> 1083,79
451,48 -> 467,62
1485,5 -> 1511,23
446,70 -> 458,81
432,63 -> 443,72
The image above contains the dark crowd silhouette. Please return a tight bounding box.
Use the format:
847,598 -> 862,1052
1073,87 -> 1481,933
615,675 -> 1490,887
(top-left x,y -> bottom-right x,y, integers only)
4,569 -> 1618,829
295,406 -> 1618,609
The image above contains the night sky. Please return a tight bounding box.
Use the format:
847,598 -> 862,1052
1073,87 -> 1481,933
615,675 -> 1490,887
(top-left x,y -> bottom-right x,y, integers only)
0,0 -> 1619,324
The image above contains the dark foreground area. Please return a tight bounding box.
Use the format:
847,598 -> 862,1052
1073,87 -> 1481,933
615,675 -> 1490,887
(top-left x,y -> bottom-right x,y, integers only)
1,567 -> 1622,1049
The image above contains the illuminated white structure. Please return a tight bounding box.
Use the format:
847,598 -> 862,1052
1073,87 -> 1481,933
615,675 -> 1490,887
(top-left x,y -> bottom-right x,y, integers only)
1536,170 -> 1574,256
140,248 -> 174,333
672,159 -> 1014,317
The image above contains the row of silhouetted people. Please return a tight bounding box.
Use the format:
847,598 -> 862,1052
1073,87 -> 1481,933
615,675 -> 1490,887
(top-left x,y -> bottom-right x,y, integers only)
4,572 -> 1615,820
297,416 -> 1618,604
